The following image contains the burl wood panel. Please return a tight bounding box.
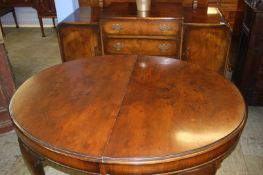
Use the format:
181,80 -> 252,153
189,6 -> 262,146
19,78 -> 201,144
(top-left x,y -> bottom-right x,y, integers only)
104,38 -> 180,57
101,19 -> 182,37
182,24 -> 231,76
10,55 -> 246,174
57,24 -> 101,62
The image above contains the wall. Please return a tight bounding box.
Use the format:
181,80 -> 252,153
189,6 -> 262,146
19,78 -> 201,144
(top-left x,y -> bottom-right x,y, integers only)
55,0 -> 79,22
1,0 -> 79,27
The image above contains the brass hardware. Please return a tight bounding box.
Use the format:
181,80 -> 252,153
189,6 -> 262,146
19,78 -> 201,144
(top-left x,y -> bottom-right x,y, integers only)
112,24 -> 122,32
113,42 -> 124,51
159,43 -> 170,52
192,0 -> 198,9
0,106 -> 7,113
159,24 -> 172,32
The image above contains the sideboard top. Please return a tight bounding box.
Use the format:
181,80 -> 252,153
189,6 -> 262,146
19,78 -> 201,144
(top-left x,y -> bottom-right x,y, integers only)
60,2 -> 225,25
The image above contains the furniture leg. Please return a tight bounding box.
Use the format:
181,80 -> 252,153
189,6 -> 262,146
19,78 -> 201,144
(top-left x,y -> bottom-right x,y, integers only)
18,139 -> 45,175
52,17 -> 56,28
0,18 -> 5,37
11,8 -> 19,28
38,17 -> 45,37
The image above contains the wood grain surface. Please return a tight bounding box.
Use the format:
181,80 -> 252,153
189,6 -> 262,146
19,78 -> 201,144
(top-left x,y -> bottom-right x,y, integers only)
10,55 -> 246,174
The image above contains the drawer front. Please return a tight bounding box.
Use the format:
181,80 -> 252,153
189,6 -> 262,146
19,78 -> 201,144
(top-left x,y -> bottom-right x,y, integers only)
104,38 -> 180,56
101,20 -> 141,35
140,20 -> 182,36
101,19 -> 182,37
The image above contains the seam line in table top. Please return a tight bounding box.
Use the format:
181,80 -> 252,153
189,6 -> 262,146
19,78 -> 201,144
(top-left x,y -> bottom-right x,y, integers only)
101,55 -> 140,161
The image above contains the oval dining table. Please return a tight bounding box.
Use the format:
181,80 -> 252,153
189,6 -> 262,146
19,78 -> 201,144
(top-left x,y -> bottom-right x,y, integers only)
9,55 -> 247,175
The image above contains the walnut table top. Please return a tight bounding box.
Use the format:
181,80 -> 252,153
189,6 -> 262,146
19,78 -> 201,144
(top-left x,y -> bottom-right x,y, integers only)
10,55 -> 246,175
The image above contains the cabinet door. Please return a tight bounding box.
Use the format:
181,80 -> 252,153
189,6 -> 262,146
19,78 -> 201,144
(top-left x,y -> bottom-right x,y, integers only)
35,0 -> 56,16
182,24 -> 231,76
58,24 -> 101,62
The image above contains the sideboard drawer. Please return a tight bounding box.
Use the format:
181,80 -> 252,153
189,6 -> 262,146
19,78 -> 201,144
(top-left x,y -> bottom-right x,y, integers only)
140,19 -> 182,37
101,19 -> 182,37
104,38 -> 180,57
101,19 -> 140,35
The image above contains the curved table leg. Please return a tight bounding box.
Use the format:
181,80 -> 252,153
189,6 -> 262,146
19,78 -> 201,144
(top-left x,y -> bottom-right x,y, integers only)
18,139 -> 45,175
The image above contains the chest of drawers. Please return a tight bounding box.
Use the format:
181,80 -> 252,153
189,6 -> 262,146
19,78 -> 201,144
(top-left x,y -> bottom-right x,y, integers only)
101,18 -> 183,58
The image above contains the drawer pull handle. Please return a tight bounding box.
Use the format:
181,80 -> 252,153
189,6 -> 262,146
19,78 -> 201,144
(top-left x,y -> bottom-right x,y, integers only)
159,24 -> 172,32
113,42 -> 124,51
159,43 -> 170,52
112,24 -> 122,32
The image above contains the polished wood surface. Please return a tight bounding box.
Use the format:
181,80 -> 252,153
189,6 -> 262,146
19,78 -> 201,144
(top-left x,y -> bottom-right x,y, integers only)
10,55 -> 246,174
58,3 -> 231,76
0,0 -> 56,37
209,0 -> 245,71
58,24 -> 101,61
182,24 -> 230,75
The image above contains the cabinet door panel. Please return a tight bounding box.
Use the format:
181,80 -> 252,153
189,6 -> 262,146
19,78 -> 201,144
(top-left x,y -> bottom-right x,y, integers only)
182,25 -> 231,76
58,24 -> 101,62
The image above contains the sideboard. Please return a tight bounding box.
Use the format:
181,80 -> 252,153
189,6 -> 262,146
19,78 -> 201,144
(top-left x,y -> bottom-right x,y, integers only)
58,1 -> 233,76
0,0 -> 56,37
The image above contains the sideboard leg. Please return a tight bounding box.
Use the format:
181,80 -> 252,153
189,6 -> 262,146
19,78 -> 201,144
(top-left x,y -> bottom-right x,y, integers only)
18,139 -> 45,175
52,17 -> 56,28
38,17 -> 45,37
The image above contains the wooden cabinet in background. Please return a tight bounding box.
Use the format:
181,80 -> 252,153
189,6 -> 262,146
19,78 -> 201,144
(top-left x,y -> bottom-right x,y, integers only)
58,24 -> 101,62
233,1 -> 263,106
211,0 -> 245,71
182,25 -> 231,75
58,3 -> 231,77
101,18 -> 183,58
34,0 -> 56,37
0,35 -> 15,134
0,0 -> 57,37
